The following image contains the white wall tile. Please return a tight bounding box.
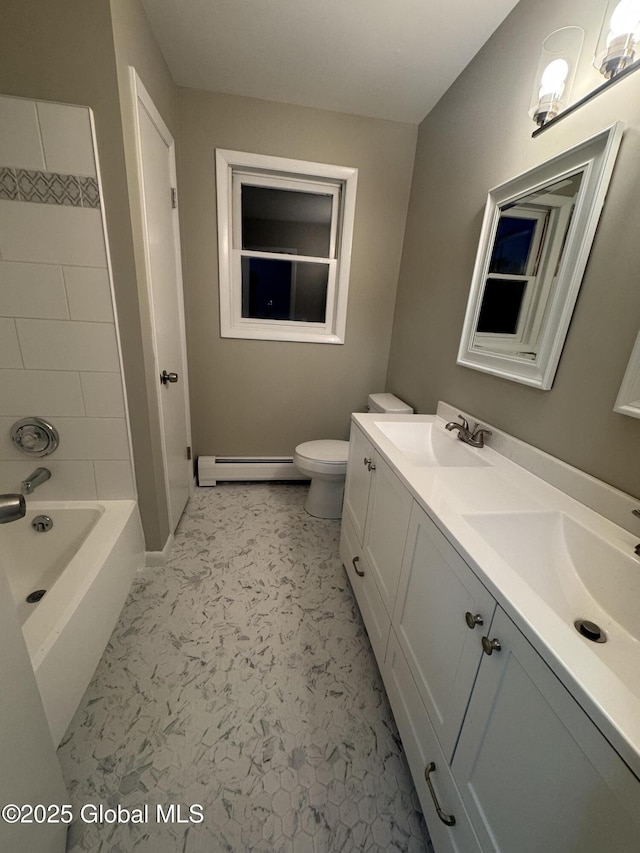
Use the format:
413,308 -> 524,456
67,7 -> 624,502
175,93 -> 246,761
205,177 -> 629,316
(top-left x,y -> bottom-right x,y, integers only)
80,372 -> 125,417
16,319 -> 119,372
0,416 -> 129,461
52,417 -> 130,461
94,461 -> 136,499
0,201 -> 106,267
0,318 -> 23,368
36,102 -> 96,178
0,370 -> 84,416
0,460 -> 97,499
0,261 -> 69,319
0,96 -> 45,170
63,266 -> 113,322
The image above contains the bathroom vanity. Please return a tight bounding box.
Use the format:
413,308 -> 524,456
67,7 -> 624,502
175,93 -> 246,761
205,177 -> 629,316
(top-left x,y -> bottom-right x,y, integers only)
339,403 -> 640,852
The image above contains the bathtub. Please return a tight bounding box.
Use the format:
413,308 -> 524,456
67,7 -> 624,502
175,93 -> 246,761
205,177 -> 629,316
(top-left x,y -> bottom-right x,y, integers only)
0,500 -> 144,746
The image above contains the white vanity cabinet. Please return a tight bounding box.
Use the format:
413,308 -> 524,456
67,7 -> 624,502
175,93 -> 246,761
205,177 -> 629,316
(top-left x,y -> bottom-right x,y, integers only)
452,607 -> 640,852
339,415 -> 640,853
340,423 -> 412,662
393,503 -> 497,760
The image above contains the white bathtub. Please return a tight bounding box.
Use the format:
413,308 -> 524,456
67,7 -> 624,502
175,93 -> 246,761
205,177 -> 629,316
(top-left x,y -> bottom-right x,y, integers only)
0,500 -> 144,746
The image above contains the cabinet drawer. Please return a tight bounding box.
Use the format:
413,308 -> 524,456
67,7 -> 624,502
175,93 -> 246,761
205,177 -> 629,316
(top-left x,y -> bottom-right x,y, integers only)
340,513 -> 390,666
384,631 -> 482,853
394,502 -> 496,760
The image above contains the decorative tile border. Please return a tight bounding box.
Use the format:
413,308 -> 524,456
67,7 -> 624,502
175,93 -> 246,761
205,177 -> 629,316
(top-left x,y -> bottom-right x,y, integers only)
0,166 -> 100,208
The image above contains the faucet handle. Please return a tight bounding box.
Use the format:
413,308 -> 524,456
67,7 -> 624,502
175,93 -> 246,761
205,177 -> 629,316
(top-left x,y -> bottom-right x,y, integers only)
632,509 -> 640,520
470,424 -> 492,447
456,415 -> 470,431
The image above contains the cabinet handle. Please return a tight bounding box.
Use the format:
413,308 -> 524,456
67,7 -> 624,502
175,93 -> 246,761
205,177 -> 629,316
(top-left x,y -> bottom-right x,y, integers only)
424,762 -> 456,827
465,611 -> 484,629
481,636 -> 502,655
352,556 -> 365,577
363,457 -> 372,467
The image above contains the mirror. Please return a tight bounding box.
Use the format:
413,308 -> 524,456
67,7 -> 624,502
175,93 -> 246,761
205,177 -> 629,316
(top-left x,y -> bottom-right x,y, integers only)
614,330 -> 640,418
458,123 -> 623,389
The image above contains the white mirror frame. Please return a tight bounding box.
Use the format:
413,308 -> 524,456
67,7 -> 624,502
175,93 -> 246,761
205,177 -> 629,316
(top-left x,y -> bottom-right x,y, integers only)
614,330 -> 640,418
457,123 -> 624,389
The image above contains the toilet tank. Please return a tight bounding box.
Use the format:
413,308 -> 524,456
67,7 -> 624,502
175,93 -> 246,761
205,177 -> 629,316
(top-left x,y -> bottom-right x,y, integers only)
367,393 -> 413,414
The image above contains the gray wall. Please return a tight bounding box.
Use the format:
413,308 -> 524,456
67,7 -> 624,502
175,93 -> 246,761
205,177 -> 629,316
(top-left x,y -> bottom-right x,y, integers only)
386,0 -> 640,499
177,89 -> 417,456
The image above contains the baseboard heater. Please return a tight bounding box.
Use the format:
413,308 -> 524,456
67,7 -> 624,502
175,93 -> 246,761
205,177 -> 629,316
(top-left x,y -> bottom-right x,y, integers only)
197,455 -> 309,486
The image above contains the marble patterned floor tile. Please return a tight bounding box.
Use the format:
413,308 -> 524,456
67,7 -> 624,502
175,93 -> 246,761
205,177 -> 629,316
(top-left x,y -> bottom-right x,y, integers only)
58,484 -> 433,853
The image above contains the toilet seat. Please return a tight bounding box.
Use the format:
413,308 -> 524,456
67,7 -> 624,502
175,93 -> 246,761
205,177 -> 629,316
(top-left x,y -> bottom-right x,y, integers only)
294,440 -> 349,475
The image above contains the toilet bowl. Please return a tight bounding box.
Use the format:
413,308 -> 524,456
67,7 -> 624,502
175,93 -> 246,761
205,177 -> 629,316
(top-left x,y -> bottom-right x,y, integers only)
293,440 -> 349,519
294,393 -> 413,519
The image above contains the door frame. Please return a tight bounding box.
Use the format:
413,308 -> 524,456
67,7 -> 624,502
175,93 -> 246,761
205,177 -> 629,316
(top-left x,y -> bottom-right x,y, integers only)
129,67 -> 193,534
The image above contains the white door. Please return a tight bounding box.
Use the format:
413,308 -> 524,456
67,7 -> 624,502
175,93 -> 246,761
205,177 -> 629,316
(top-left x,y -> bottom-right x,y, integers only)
0,564 -> 67,853
131,70 -> 192,531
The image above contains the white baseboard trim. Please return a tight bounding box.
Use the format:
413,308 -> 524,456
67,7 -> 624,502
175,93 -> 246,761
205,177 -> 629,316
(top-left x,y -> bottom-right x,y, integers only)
145,532 -> 174,566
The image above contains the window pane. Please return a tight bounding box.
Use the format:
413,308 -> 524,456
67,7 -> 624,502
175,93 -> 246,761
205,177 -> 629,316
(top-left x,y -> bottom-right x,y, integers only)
241,185 -> 333,257
489,216 -> 537,275
241,258 -> 329,323
477,278 -> 527,335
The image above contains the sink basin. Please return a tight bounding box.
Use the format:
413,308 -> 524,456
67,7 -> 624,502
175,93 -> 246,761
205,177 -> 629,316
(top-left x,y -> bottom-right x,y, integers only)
464,510 -> 640,640
375,421 -> 491,468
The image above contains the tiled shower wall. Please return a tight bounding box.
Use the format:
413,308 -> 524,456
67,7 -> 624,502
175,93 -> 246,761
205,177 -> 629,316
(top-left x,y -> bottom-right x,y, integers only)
0,94 -> 135,500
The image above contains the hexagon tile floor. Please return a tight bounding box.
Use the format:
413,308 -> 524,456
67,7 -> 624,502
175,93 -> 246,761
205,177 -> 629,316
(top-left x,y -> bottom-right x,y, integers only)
58,484 -> 433,853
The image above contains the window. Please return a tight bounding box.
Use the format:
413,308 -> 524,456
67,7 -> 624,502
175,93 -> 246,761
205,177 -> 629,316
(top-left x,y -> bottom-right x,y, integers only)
215,149 -> 357,343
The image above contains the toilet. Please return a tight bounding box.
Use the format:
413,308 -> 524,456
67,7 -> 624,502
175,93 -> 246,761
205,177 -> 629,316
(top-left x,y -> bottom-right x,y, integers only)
294,393 -> 413,518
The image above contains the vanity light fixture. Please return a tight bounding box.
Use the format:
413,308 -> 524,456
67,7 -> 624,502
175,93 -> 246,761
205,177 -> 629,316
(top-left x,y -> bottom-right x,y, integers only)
530,27 -> 584,127
594,0 -> 640,78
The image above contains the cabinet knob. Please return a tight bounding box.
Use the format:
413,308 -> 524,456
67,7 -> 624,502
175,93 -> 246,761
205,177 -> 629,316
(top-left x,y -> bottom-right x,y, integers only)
363,456 -> 372,467
465,611 -> 484,629
352,556 -> 365,577
481,636 -> 502,655
424,762 -> 456,826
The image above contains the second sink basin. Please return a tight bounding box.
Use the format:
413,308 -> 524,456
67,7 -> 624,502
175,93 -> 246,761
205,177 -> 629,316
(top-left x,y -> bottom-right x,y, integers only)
375,421 -> 491,468
464,509 -> 640,641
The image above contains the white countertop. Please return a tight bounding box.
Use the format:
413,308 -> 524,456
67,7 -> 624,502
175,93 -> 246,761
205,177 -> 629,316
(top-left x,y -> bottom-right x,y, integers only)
352,409 -> 640,779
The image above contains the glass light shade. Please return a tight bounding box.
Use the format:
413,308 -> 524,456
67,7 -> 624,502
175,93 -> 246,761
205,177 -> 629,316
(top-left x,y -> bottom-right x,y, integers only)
594,0 -> 640,78
529,28 -> 584,126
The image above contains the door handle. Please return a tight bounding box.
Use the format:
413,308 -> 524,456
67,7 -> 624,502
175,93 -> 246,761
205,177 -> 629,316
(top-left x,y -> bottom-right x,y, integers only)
160,370 -> 179,385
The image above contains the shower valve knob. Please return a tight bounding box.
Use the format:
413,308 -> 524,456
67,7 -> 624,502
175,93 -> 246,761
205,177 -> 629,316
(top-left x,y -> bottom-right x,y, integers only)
160,370 -> 179,385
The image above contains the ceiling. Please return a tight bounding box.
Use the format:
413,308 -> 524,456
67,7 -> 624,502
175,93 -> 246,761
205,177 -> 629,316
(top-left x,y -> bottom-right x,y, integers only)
140,0 -> 521,124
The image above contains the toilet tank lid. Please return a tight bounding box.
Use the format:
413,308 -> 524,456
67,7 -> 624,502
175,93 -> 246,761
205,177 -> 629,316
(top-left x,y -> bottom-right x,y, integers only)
367,393 -> 413,414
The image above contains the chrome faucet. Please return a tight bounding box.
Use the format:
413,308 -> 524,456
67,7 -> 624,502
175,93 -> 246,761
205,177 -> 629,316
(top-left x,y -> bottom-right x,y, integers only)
445,415 -> 492,448
0,493 -> 26,524
21,467 -> 51,495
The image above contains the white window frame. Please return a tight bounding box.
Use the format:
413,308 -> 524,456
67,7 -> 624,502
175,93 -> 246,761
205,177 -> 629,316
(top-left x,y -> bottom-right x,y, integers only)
216,149 -> 358,343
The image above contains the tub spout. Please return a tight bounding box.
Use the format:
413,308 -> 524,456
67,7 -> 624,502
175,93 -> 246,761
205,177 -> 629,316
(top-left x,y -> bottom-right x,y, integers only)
0,493 -> 26,523
21,467 -> 51,495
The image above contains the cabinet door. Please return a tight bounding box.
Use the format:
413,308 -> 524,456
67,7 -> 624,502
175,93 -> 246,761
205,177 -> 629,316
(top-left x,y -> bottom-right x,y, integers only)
363,455 -> 412,615
384,631 -> 482,853
343,423 -> 374,543
452,607 -> 640,852
393,502 -> 496,760
339,512 -> 391,665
